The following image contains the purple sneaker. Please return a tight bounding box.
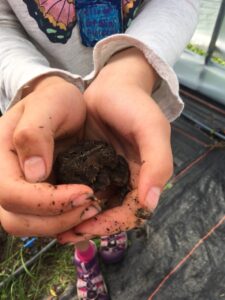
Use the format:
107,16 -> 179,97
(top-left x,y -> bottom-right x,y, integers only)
99,232 -> 128,264
74,242 -> 109,300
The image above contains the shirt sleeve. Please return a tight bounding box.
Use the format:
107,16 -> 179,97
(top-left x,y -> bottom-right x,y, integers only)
0,0 -> 83,113
85,0 -> 200,122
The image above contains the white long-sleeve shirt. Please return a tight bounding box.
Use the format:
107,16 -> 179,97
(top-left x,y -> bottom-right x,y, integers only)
0,0 -> 199,120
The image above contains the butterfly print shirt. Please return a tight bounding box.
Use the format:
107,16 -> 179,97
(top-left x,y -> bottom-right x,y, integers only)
0,0 -> 200,121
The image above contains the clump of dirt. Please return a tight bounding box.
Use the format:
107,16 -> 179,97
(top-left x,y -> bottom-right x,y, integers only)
135,208 -> 153,220
54,140 -> 131,209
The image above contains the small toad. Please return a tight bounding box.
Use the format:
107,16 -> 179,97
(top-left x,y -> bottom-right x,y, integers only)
54,140 -> 131,208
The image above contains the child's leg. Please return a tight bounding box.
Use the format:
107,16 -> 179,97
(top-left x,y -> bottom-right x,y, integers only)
99,232 -> 128,264
74,240 -> 109,300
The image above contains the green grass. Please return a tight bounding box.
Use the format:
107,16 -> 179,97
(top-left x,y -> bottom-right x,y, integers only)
0,235 -> 75,300
186,43 -> 225,67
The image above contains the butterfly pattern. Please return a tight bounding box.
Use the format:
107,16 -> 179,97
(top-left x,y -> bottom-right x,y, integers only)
123,0 -> 143,29
23,0 -> 143,44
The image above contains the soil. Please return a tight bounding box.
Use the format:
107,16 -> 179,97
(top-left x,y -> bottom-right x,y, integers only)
135,208 -> 153,220
54,140 -> 131,209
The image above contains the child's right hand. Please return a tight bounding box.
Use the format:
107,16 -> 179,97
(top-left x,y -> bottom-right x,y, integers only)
0,76 -> 100,237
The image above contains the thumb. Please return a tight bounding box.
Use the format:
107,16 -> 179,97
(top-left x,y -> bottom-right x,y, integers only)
136,110 -> 173,212
13,81 -> 85,183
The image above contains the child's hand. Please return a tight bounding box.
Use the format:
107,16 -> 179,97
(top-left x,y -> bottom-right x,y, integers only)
58,48 -> 173,244
0,76 -> 101,236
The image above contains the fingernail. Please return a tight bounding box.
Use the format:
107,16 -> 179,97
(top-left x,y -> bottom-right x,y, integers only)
145,187 -> 161,211
24,156 -> 46,182
71,193 -> 97,207
80,205 -> 101,221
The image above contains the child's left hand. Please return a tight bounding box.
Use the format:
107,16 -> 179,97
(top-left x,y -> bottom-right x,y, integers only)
58,48 -> 173,244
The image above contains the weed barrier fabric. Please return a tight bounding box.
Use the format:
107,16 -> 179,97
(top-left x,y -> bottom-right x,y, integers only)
105,148 -> 225,300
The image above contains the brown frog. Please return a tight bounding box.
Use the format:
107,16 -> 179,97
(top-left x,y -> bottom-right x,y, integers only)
54,140 -> 131,208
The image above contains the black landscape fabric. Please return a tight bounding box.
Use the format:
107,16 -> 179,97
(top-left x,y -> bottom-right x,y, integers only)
59,90 -> 225,300
106,147 -> 225,300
